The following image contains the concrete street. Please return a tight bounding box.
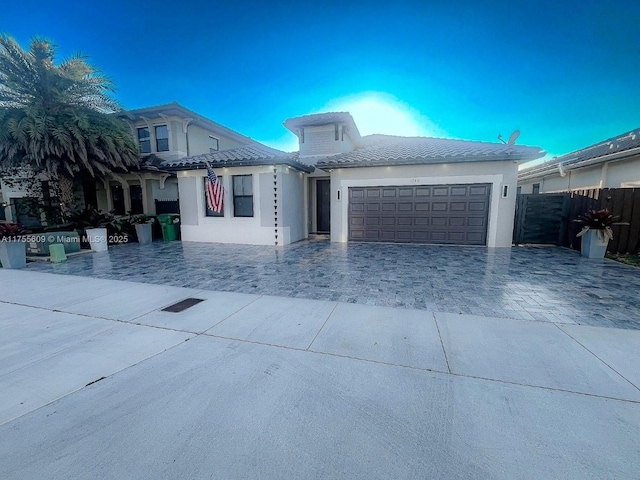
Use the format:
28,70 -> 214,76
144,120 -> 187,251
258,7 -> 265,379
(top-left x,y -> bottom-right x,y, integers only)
1,268 -> 639,479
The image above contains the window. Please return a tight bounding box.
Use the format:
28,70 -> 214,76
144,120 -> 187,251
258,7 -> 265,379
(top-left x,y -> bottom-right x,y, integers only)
137,127 -> 150,153
204,177 -> 224,217
209,136 -> 219,153
155,125 -> 169,152
233,175 -> 253,217
516,186 -> 522,195
532,183 -> 540,194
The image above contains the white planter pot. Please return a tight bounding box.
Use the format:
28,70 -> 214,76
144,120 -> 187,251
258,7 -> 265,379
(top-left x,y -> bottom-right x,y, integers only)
580,229 -> 608,259
0,241 -> 27,268
86,227 -> 108,252
135,223 -> 153,245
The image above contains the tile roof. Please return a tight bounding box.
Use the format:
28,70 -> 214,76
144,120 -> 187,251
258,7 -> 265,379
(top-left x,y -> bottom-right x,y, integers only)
161,144 -> 314,173
316,135 -> 544,169
518,128 -> 640,180
138,154 -> 171,172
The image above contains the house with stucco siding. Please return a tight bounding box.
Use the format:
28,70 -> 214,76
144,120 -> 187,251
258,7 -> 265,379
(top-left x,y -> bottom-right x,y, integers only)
162,112 -> 544,247
518,128 -> 640,194
0,102 -> 259,223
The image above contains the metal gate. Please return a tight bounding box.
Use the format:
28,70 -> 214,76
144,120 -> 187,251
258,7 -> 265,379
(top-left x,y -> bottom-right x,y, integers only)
513,194 -> 570,245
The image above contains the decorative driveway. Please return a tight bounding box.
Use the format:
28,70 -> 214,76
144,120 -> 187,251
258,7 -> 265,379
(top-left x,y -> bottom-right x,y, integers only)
27,238 -> 640,329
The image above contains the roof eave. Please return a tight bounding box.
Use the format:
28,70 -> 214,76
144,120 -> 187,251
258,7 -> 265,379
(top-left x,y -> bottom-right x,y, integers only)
518,146 -> 640,181
318,153 -> 544,170
164,158 -> 315,174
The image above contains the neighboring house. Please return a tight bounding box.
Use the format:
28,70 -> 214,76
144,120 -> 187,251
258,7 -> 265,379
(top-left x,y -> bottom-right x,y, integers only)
162,112 -> 544,247
0,102 -> 258,223
102,102 -> 259,216
518,128 -> 640,194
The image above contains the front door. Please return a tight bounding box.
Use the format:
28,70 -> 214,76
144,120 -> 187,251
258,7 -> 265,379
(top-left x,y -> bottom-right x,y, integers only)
111,185 -> 125,215
130,185 -> 144,214
316,179 -> 330,233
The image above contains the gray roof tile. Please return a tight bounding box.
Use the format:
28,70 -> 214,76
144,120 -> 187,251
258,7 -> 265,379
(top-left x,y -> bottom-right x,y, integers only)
316,135 -> 544,169
518,128 -> 640,180
161,144 -> 314,173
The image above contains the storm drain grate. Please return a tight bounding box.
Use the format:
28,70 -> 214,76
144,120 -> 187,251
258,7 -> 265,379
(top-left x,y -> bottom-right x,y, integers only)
162,298 -> 205,313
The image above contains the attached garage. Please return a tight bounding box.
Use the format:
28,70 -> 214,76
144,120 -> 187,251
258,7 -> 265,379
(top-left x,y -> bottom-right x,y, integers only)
348,184 -> 490,245
315,135 -> 545,248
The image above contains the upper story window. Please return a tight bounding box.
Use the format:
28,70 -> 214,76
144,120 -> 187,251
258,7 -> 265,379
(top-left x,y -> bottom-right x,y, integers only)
233,175 -> 253,217
155,125 -> 169,152
532,183 -> 540,194
209,136 -> 219,153
137,127 -> 151,154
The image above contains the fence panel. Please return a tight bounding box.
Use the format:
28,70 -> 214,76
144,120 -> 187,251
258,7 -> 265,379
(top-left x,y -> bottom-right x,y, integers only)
566,191 -> 599,250
513,194 -> 570,245
565,188 -> 640,254
515,188 -> 640,253
626,189 -> 640,253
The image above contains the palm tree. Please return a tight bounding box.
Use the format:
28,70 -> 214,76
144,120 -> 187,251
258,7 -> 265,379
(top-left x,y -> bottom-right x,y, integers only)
0,34 -> 139,178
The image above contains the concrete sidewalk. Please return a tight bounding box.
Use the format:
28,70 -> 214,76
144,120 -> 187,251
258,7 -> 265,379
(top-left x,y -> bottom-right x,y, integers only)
1,269 -> 639,479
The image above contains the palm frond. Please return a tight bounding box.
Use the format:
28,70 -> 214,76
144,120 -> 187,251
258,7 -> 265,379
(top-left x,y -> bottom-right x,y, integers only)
0,34 -> 139,177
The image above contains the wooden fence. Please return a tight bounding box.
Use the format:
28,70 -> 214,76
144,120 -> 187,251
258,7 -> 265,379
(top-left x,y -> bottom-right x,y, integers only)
571,188 -> 640,254
514,188 -> 640,254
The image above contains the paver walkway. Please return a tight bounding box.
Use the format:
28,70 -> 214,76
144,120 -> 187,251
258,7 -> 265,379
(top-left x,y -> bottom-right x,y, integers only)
26,239 -> 640,329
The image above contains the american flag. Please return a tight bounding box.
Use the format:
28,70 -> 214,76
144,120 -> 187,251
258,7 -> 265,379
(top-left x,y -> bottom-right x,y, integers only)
205,163 -> 224,213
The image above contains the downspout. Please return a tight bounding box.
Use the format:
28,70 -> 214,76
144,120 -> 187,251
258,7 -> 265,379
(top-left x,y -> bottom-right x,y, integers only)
182,118 -> 193,157
557,159 -> 570,191
186,122 -> 191,157
557,158 -> 566,177
599,162 -> 609,189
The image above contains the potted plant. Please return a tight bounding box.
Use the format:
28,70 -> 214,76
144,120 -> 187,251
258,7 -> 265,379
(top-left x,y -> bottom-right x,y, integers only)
0,223 -> 30,269
130,214 -> 155,245
575,209 -> 627,259
65,207 -> 114,252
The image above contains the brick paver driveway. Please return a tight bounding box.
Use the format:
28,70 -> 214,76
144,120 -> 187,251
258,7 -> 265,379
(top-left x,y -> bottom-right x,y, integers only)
27,238 -> 640,329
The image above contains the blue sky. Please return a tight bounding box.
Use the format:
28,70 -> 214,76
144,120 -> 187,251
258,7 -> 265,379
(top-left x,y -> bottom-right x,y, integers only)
2,0 -> 639,164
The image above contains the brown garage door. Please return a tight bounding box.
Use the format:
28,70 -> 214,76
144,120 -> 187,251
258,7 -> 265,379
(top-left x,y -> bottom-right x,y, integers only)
348,184 -> 491,245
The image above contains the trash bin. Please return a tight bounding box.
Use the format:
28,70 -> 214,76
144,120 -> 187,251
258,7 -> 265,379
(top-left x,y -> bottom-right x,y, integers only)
157,214 -> 180,241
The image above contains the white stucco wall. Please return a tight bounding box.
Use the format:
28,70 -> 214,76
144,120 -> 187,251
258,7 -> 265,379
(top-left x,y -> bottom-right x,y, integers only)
186,123 -> 246,156
329,161 -> 519,248
128,116 -> 248,162
177,165 -> 305,246
281,168 -> 306,243
150,178 -> 179,201
518,154 -> 640,193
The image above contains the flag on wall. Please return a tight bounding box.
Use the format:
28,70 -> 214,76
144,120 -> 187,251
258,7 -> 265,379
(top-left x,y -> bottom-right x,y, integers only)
205,162 -> 224,213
